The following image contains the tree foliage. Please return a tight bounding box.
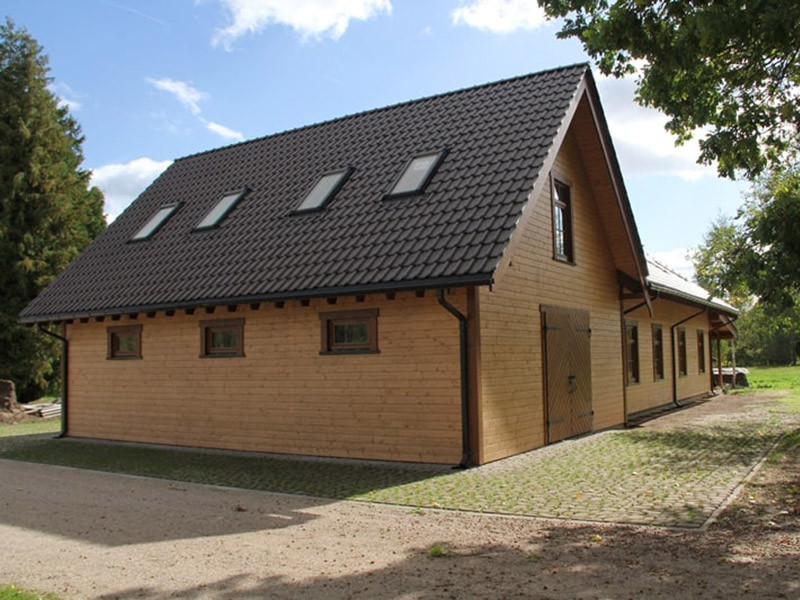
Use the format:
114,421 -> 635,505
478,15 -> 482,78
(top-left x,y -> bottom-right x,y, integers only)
735,168 -> 800,309
540,0 -> 800,180
691,204 -> 800,367
0,19 -> 105,401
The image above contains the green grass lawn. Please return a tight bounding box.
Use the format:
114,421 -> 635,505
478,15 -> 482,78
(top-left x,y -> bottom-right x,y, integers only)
0,584 -> 60,600
0,418 -> 61,438
746,364 -> 800,390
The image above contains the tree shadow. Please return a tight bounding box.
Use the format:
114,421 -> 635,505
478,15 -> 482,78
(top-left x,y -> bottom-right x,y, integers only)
94,522 -> 800,599
0,435 -> 446,547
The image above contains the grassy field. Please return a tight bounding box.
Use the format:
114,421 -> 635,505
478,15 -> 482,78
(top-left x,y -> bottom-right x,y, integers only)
746,365 -> 800,391
0,418 -> 60,438
0,584 -> 60,600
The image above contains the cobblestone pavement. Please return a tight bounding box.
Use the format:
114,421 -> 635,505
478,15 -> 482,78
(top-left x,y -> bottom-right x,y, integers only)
1,393 -> 796,530
356,393 -> 798,528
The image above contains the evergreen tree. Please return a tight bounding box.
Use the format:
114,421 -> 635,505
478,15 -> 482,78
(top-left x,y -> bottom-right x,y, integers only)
0,19 -> 105,402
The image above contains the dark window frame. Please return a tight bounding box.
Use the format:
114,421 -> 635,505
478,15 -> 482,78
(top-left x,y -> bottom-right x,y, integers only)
319,309 -> 379,355
107,325 -> 142,360
194,188 -> 248,231
293,167 -> 353,214
677,327 -> 688,377
199,318 -> 244,358
550,173 -> 574,263
625,321 -> 639,385
130,203 -> 181,242
652,324 -> 665,381
384,149 -> 446,199
697,329 -> 706,374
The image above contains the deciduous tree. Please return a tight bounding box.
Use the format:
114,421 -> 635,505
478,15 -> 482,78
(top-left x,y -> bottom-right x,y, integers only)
540,0 -> 800,180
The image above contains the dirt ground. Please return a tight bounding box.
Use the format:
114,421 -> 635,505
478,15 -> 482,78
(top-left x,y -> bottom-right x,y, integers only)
0,394 -> 798,599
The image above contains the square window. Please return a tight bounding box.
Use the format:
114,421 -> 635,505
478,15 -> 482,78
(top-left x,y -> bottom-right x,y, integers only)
200,318 -> 244,357
551,176 -> 574,262
319,309 -> 378,354
107,325 -> 142,360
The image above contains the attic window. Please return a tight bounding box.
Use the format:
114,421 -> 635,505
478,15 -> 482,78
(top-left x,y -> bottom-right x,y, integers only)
195,189 -> 247,230
295,168 -> 352,213
131,203 -> 179,241
387,150 -> 445,197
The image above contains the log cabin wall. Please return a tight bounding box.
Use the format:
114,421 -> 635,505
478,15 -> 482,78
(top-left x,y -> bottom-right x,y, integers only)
64,291 -> 465,464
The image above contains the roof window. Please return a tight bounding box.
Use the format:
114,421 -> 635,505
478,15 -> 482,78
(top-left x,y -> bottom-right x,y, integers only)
294,168 -> 352,213
131,203 -> 180,241
387,150 -> 445,197
195,189 -> 247,230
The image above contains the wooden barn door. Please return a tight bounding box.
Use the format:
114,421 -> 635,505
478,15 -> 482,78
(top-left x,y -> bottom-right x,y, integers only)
542,306 -> 593,443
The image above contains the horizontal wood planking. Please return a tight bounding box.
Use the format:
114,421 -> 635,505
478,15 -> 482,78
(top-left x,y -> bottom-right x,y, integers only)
623,301 -> 712,414
478,122 -> 625,464
66,291 -> 465,464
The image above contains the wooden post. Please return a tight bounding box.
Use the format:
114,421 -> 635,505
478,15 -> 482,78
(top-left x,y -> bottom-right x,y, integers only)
731,338 -> 737,389
716,337 -> 723,388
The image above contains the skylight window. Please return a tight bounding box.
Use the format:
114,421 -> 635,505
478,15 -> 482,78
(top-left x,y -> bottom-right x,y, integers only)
295,168 -> 352,213
131,203 -> 180,241
387,150 -> 445,197
195,189 -> 247,230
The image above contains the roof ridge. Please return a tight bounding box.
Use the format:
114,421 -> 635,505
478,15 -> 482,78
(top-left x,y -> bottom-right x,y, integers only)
175,62 -> 590,162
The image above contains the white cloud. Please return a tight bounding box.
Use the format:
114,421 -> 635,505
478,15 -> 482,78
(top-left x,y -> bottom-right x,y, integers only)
650,249 -> 696,282
595,75 -> 714,181
147,78 -> 206,115
204,120 -> 245,141
49,81 -> 82,112
452,0 -> 546,33
91,157 -> 173,222
212,0 -> 392,47
147,78 -> 244,142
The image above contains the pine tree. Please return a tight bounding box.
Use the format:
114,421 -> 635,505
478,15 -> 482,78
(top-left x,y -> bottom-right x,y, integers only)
0,19 -> 105,402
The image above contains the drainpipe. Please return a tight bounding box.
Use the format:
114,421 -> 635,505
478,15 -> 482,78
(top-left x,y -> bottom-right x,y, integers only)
437,289 -> 471,469
670,308 -> 707,408
37,324 -> 68,438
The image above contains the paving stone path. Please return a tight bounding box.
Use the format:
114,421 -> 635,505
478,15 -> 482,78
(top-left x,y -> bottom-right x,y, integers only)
356,394 -> 797,528
1,392 -> 796,530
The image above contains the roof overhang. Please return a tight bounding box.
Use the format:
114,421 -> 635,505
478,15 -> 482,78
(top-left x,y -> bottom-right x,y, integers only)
18,273 -> 494,325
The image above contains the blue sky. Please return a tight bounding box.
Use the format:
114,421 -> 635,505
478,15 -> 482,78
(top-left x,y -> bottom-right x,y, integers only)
6,0 -> 747,277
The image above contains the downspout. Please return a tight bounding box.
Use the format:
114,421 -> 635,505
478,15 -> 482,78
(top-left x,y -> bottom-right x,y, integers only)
670,308 -> 707,408
37,324 -> 68,438
437,289 -> 471,469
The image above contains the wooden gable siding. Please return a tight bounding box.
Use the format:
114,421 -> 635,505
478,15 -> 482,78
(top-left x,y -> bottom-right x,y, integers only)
571,95 -> 642,280
477,125 -> 624,464
64,291 -> 464,464
624,301 -> 711,415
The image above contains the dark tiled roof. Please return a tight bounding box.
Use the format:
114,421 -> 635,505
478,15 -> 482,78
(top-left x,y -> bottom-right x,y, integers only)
21,64 -> 589,321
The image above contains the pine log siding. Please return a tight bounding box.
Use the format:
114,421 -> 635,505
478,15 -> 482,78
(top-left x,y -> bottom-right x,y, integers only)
623,301 -> 711,415
64,292 -> 464,464
477,124 -> 625,464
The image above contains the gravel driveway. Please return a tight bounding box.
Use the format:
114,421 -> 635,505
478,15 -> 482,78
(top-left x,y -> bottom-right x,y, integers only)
1,392 -> 798,599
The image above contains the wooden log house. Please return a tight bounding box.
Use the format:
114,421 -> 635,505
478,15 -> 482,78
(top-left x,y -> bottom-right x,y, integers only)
20,64 -> 738,466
